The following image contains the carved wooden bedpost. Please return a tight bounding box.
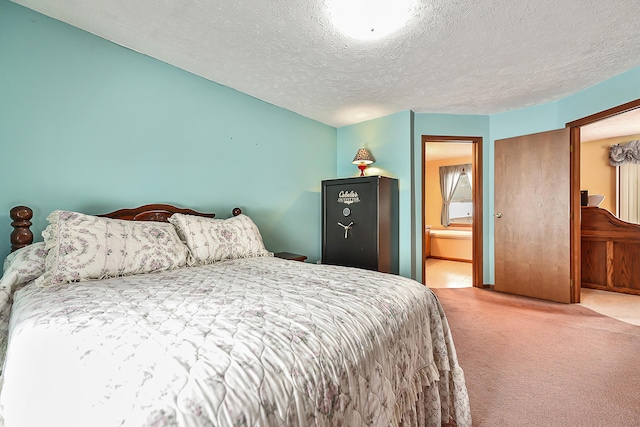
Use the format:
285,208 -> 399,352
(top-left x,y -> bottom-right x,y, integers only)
10,206 -> 33,252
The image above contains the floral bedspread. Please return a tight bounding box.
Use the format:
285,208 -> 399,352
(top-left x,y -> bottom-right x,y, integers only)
0,257 -> 471,427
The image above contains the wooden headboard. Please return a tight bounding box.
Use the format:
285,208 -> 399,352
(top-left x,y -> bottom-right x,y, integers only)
9,204 -> 241,252
581,206 -> 640,296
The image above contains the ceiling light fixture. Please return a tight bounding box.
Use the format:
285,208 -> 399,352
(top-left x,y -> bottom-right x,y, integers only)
327,0 -> 417,40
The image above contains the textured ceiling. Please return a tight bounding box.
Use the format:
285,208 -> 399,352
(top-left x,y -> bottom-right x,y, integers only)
425,142 -> 472,162
581,108 -> 640,142
11,0 -> 640,127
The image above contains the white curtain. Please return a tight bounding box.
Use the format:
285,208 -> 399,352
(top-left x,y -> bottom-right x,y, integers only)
619,162 -> 640,223
439,164 -> 467,226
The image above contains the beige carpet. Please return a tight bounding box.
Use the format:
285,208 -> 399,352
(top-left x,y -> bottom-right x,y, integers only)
580,288 -> 640,326
432,287 -> 640,427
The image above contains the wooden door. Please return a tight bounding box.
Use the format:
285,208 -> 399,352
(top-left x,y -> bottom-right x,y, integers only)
494,128 -> 572,303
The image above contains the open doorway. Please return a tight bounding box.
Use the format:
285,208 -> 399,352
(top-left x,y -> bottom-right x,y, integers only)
421,135 -> 483,288
568,99 -> 640,298
575,102 -> 640,219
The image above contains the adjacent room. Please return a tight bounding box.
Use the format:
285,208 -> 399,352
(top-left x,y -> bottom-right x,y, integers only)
423,140 -> 475,288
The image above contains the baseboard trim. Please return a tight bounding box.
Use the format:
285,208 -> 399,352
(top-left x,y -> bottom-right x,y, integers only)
427,255 -> 472,263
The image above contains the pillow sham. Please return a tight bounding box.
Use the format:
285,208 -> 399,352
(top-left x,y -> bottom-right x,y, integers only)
35,211 -> 189,287
0,243 -> 49,368
2,242 -> 47,286
169,213 -> 272,265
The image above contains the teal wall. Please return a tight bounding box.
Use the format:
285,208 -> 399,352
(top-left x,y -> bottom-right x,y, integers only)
338,66 -> 640,284
336,111 -> 413,277
422,65 -> 640,285
336,111 -> 491,281
558,66 -> 640,125
0,1 -> 336,263
4,0 -> 640,283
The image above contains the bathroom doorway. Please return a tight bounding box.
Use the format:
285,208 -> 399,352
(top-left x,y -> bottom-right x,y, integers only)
421,135 -> 483,288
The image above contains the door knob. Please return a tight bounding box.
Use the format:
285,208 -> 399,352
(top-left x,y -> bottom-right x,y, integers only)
495,212 -> 503,218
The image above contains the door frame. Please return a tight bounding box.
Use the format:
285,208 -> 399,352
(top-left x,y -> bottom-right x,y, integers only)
567,98 -> 640,303
421,135 -> 483,287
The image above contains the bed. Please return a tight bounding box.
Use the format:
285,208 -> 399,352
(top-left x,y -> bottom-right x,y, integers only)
581,206 -> 640,296
0,204 -> 471,427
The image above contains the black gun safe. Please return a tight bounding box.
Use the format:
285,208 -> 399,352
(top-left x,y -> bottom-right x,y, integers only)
321,176 -> 398,273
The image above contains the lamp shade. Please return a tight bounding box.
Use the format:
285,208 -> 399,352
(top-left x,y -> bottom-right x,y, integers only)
352,148 -> 375,176
352,148 -> 375,165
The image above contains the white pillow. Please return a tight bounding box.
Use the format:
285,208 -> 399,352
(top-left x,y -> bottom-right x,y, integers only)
2,242 -> 48,286
0,242 -> 49,371
36,211 -> 189,287
169,213 -> 272,265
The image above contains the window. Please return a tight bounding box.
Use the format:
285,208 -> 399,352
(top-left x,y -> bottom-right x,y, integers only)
439,163 -> 472,226
449,172 -> 473,224
618,162 -> 640,224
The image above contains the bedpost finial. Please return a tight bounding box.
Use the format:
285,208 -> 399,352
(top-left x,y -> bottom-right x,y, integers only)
10,206 -> 33,221
10,206 -> 34,252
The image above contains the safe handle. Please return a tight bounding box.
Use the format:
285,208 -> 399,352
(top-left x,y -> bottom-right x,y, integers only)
338,222 -> 353,238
